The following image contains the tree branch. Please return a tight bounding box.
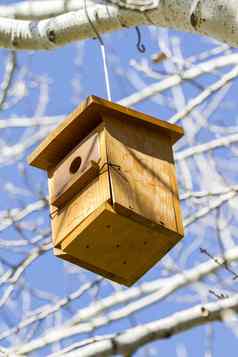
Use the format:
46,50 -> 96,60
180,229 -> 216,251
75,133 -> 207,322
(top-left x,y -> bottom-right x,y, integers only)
46,294 -> 238,356
9,246 -> 238,354
119,53 -> 238,107
169,65 -> 238,124
175,133 -> 238,161
0,1 -> 86,20
0,51 -> 16,108
0,1 -> 238,50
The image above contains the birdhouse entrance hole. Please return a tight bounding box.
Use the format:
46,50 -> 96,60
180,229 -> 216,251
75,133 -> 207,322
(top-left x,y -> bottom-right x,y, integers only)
69,156 -> 82,174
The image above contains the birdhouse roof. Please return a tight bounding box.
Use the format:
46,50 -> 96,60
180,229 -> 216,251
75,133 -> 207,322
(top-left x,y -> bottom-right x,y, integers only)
28,96 -> 184,171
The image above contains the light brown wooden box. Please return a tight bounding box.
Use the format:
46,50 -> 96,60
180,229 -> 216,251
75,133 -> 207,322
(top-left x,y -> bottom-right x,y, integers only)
28,96 -> 184,286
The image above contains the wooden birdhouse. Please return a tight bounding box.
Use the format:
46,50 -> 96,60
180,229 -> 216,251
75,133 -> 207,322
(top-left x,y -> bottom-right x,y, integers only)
28,96 -> 184,286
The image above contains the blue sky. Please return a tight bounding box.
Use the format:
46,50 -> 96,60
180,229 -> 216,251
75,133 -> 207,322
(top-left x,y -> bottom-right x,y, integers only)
0,3 -> 238,355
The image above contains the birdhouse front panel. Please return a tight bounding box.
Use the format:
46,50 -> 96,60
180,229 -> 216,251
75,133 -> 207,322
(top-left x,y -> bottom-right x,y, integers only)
49,123 -> 111,246
48,128 -> 101,208
28,96 -> 184,286
51,175 -> 111,247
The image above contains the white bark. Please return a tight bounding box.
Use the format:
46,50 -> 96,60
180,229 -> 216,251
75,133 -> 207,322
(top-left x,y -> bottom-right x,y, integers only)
175,133 -> 238,161
0,200 -> 46,232
169,65 -> 238,124
119,53 -> 238,107
0,51 -> 16,107
9,246 -> 238,355
0,1 -> 87,20
57,295 -> 238,356
0,0 -> 238,50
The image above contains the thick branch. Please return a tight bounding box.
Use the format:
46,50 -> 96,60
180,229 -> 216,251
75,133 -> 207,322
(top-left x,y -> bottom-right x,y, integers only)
0,4 -> 145,50
0,1 -> 238,50
10,246 -> 238,354
0,1 -> 86,20
51,295 -> 238,356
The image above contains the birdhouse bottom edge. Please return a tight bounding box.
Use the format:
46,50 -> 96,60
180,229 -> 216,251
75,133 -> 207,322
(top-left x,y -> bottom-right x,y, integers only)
53,201 -> 183,286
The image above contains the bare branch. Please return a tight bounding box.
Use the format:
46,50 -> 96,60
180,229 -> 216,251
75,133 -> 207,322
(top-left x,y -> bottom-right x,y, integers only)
119,54 -> 238,107
35,295 -> 238,356
9,246 -> 238,354
169,65 -> 238,124
0,51 -> 16,108
175,134 -> 238,161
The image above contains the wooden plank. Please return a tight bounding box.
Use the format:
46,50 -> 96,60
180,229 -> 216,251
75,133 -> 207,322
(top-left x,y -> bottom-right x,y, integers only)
28,96 -> 184,171
168,140 -> 184,236
51,173 -> 110,246
28,96 -> 100,171
54,246 -> 129,286
53,248 -> 88,268
91,96 -> 184,144
51,126 -> 110,246
104,115 -> 178,234
48,129 -> 101,207
60,202 -> 181,286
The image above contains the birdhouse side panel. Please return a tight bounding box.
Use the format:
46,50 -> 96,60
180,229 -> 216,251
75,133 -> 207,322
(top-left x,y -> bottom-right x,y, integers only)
103,115 -> 178,233
168,148 -> 184,236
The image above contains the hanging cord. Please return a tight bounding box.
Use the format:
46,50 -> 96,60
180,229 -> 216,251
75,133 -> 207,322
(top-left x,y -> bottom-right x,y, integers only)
83,0 -> 112,101
100,44 -> 112,101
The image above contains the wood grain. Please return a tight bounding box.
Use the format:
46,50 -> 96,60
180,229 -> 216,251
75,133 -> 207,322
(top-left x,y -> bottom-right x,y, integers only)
48,129 -> 101,207
50,125 -> 111,246
28,96 -> 184,171
28,96 -> 184,286
104,115 -> 178,233
60,202 -> 181,286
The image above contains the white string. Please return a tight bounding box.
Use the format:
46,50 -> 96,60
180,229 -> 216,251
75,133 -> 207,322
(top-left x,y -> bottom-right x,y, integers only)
100,43 -> 112,101
83,0 -> 112,101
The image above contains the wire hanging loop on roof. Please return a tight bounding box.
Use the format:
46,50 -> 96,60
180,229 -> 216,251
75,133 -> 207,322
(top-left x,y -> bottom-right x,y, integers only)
135,26 -> 146,53
83,0 -> 112,101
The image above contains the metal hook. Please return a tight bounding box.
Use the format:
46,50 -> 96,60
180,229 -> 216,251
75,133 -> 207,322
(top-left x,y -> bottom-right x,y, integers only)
84,0 -> 103,45
135,26 -> 146,53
